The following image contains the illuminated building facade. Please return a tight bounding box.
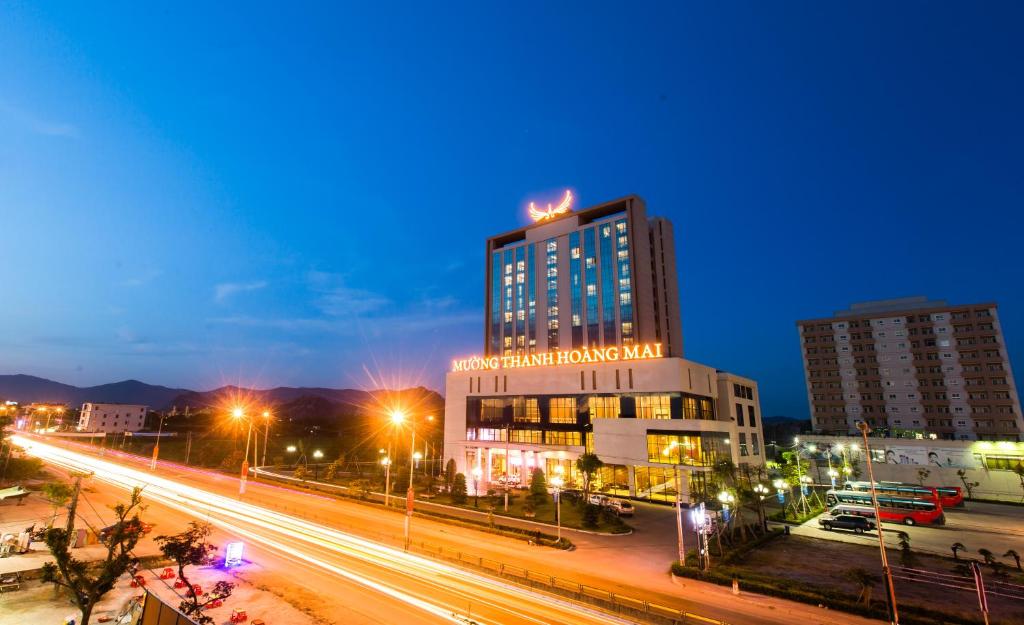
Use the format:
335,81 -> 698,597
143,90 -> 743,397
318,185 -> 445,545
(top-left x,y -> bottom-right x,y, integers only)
485,194 -> 683,359
445,193 -> 765,503
799,297 -> 1023,441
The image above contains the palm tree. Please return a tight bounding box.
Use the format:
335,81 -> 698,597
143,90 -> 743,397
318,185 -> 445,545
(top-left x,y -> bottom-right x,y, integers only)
1004,549 -> 1022,571
845,568 -> 881,606
978,548 -> 995,566
897,531 -> 915,566
951,542 -> 966,561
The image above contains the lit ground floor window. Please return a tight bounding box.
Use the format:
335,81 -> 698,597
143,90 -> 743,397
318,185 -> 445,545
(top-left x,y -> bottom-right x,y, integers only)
633,466 -> 680,503
593,464 -> 629,497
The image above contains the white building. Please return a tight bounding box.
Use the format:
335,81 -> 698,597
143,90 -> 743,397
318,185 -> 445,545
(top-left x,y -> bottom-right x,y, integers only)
77,403 -> 148,433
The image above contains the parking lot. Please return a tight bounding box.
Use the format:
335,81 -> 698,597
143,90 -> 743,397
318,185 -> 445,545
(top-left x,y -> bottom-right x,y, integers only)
791,500 -> 1024,557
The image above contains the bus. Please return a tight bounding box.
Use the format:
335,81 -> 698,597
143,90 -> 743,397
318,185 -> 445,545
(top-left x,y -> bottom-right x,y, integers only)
843,481 -> 940,504
826,489 -> 945,526
844,480 -> 964,508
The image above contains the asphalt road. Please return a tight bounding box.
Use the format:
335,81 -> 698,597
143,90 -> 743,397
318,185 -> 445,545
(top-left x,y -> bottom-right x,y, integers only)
13,434 -> 887,625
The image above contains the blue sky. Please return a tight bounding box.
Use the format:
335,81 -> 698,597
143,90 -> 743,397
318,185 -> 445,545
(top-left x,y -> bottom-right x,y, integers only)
1,2 -> 1021,418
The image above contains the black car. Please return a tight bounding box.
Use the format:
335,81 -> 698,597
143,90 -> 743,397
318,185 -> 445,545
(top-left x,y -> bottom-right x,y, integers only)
818,514 -> 875,533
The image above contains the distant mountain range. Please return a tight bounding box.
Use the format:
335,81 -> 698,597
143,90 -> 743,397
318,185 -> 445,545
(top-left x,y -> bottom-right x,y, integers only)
0,374 -> 443,414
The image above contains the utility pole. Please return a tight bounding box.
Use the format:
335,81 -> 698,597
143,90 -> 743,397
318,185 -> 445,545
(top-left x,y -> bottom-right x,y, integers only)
504,424 -> 510,512
184,431 -> 192,466
404,426 -> 416,551
675,464 -> 686,566
858,421 -> 899,625
65,472 -> 92,534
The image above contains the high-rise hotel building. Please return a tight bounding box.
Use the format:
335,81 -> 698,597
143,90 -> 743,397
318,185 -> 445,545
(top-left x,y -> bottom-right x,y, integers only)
485,195 -> 683,359
444,192 -> 764,504
798,297 -> 1022,441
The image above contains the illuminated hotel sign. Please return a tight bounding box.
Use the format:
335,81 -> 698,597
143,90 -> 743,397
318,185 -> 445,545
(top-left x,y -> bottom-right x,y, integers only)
528,189 -> 573,222
452,343 -> 663,372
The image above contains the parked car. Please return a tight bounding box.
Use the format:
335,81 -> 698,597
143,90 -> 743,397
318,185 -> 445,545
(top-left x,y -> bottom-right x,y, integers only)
607,499 -> 634,517
818,513 -> 875,533
98,519 -> 153,542
588,494 -> 608,506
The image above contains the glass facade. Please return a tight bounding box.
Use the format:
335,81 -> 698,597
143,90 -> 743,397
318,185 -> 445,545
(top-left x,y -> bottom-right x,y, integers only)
615,219 -> 633,343
490,252 -> 501,355
549,397 -> 578,423
634,466 -> 679,503
527,243 -> 536,353
645,431 -> 729,466
545,239 -> 559,349
515,246 -> 525,354
513,397 -> 540,423
599,222 -> 616,345
569,231 -> 583,348
583,228 -> 598,347
545,431 -> 582,446
636,394 -> 672,419
503,249 -> 513,356
589,396 -> 621,419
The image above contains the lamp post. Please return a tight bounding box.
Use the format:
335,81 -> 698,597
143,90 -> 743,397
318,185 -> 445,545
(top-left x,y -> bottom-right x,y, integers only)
150,412 -> 168,470
753,483 -> 769,531
233,407 -> 253,495
472,466 -> 482,508
550,474 -> 564,543
718,491 -> 735,524
261,410 -> 272,467
858,420 -> 900,625
312,449 -> 324,480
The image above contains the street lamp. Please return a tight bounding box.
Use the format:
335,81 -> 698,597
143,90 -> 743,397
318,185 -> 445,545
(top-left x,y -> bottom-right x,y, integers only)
260,410 -> 272,467
718,491 -> 735,524
472,466 -> 482,508
550,474 -> 564,543
232,407 -> 253,495
150,411 -> 169,470
313,449 -> 324,480
753,483 -> 769,531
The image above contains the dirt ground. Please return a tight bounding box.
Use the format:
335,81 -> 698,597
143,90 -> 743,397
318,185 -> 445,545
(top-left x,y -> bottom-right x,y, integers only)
736,534 -> 1024,624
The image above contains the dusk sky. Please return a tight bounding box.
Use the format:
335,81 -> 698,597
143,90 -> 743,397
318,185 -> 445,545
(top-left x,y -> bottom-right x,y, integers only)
1,2 -> 1021,419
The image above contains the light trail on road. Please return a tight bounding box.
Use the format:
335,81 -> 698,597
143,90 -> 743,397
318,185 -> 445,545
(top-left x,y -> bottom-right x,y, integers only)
13,436 -> 640,625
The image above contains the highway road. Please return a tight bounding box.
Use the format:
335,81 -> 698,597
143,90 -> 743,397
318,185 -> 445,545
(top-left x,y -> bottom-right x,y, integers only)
12,435 -> 887,625
12,435 -> 638,625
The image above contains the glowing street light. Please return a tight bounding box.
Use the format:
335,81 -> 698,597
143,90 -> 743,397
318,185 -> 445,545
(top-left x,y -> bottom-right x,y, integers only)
260,410 -> 272,467
550,475 -> 564,542
471,466 -> 482,509
286,445 -> 297,453
313,450 -> 324,459
231,407 -> 254,495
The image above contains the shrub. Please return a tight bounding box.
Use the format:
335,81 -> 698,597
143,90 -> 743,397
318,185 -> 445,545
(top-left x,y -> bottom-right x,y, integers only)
529,468 -> 548,505
451,473 -> 468,504
582,503 -> 601,529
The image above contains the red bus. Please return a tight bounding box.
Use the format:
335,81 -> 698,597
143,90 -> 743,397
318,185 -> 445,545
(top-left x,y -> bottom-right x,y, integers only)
843,481 -> 940,504
826,489 -> 945,526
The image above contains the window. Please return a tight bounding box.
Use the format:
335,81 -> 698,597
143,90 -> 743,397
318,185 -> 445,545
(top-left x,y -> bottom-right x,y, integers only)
475,428 -> 507,441
589,396 -> 620,419
751,433 -> 760,456
747,405 -> 756,428
509,429 -> 543,444
513,397 -> 540,422
739,433 -> 749,457
735,403 -> 745,426
548,397 -> 577,423
545,431 -> 582,446
480,399 -> 506,421
636,394 -> 672,419
646,432 -> 725,466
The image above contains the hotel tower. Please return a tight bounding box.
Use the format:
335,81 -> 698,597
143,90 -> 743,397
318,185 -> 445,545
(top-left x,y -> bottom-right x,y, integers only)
443,192 -> 765,504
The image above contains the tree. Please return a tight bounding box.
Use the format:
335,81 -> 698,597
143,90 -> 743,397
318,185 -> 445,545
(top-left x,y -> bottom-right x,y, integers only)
1013,465 -> 1024,502
41,487 -> 147,625
957,469 -> 979,499
916,468 -> 930,486
1005,549 -> 1022,571
575,453 -> 604,498
444,459 -> 457,493
845,568 -> 881,606
293,465 -> 309,482
951,542 -> 966,561
42,482 -> 74,527
582,503 -> 600,529
529,467 -> 548,505
978,548 -> 996,567
451,473 -> 468,504
155,522 -> 234,625
323,459 -> 342,481
897,531 -> 915,567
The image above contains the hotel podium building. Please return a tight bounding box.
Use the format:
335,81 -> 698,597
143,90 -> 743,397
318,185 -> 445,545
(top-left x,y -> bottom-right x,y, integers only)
444,193 -> 765,504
